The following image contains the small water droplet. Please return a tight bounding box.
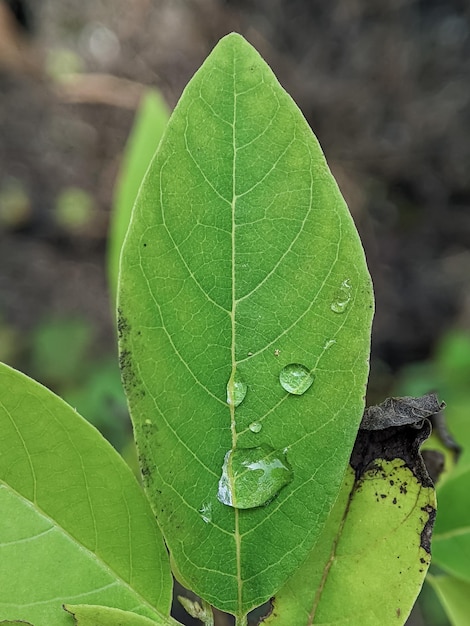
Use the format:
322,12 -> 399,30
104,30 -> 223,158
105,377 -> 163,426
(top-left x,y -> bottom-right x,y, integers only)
199,501 -> 212,523
330,279 -> 352,314
226,371 -> 247,407
323,339 -> 336,350
144,418 -> 152,425
279,363 -> 314,395
217,445 -> 292,509
249,421 -> 262,433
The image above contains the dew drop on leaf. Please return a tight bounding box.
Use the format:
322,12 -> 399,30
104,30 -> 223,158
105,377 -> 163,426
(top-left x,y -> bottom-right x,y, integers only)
330,279 -> 352,314
279,363 -> 314,395
226,371 -> 247,407
249,421 -> 262,433
217,445 -> 292,509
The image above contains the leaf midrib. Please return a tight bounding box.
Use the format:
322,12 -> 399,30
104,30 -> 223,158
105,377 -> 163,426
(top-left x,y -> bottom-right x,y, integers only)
230,49 -> 244,620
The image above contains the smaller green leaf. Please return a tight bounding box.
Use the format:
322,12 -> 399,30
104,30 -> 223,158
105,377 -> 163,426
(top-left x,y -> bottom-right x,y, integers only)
108,90 -> 169,300
0,363 -> 172,625
432,468 -> 470,583
264,397 -> 437,626
64,605 -> 181,626
427,575 -> 470,626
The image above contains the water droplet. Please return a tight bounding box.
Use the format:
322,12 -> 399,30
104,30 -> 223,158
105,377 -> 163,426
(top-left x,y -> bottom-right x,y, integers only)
217,445 -> 292,509
226,371 -> 247,407
199,501 -> 212,524
323,339 -> 336,350
330,279 -> 352,314
279,363 -> 314,395
144,418 -> 152,425
249,421 -> 262,433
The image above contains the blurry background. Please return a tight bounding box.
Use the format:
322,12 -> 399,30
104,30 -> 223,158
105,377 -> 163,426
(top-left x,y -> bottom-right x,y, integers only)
0,1 -> 469,624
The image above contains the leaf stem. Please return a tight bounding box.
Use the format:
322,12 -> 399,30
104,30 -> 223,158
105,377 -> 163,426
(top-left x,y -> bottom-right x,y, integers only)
235,615 -> 248,626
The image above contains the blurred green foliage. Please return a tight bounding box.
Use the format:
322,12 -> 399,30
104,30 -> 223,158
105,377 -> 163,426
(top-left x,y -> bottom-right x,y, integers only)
29,317 -> 130,451
398,329 -> 470,626
108,89 -> 170,302
54,186 -> 95,233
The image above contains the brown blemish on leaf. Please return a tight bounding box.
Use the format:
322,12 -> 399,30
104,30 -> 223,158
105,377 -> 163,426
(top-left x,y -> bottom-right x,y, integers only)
349,394 -> 440,558
116,306 -> 129,340
420,505 -> 436,554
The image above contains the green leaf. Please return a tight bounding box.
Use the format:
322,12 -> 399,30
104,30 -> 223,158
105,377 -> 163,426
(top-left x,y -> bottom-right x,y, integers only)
432,468 -> 470,583
108,90 -> 170,301
263,404 -> 436,625
0,363 -> 172,625
64,605 -> 180,626
427,575 -> 470,626
118,33 -> 374,618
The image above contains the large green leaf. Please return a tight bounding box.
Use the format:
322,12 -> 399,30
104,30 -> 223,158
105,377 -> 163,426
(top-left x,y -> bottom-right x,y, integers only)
118,33 -> 374,619
432,468 -> 470,583
263,399 -> 436,625
108,90 -> 170,300
428,575 -> 470,626
0,363 -> 172,625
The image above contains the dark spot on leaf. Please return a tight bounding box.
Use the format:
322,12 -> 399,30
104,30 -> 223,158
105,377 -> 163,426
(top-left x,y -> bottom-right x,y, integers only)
350,394 -> 439,558
351,396 -> 435,488
143,242 -> 147,247
420,505 -> 436,554
390,479 -> 394,485
396,607 -> 401,617
119,348 -> 137,393
117,307 -> 129,340
420,557 -> 426,564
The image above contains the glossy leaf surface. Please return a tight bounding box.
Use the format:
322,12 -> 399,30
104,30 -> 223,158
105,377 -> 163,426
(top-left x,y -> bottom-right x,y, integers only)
118,33 -> 374,617
0,363 -> 172,625
108,90 -> 169,300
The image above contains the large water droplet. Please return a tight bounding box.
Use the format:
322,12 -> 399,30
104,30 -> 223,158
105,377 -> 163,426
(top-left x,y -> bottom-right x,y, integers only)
279,363 -> 314,395
249,421 -> 262,433
217,445 -> 292,509
226,371 -> 247,407
330,279 -> 352,314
